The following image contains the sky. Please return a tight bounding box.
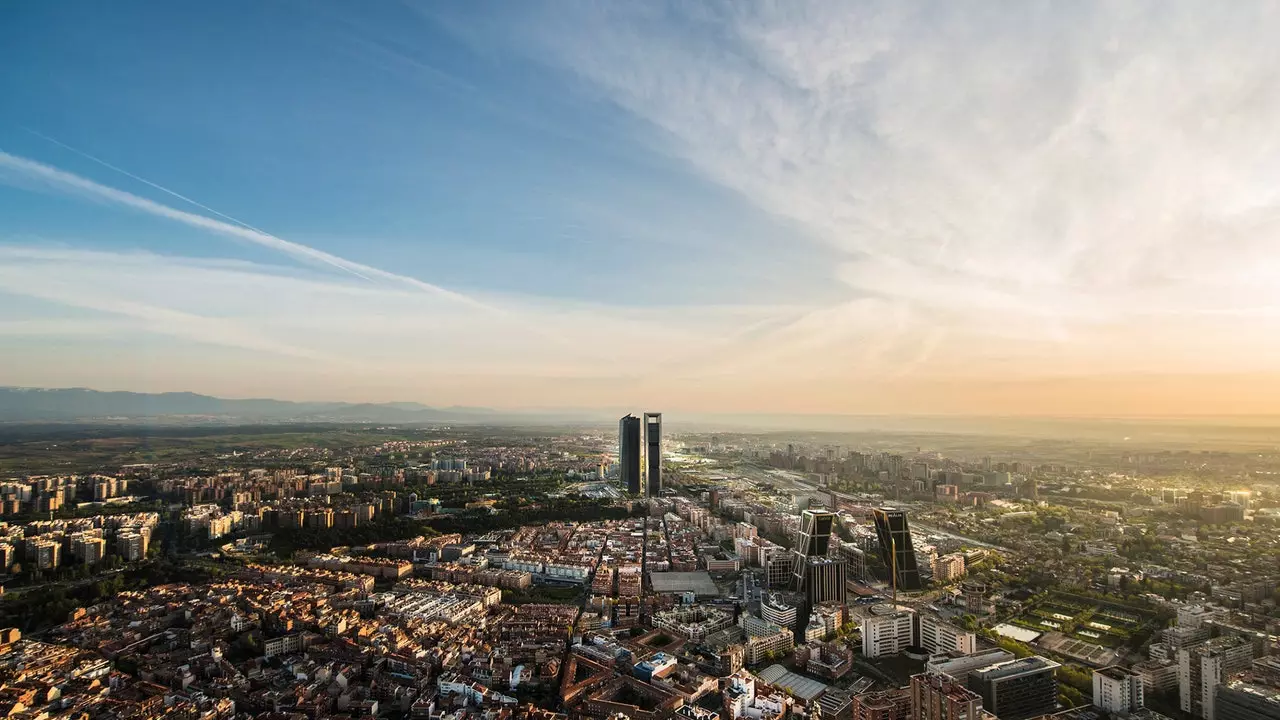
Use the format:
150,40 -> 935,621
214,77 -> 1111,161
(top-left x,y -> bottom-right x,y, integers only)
4,1 -> 1280,417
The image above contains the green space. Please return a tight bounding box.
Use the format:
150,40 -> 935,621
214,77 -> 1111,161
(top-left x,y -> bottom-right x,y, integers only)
501,584 -> 582,605
1009,591 -> 1154,649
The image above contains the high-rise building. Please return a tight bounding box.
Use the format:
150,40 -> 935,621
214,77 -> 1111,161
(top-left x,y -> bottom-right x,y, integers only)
839,542 -> 867,583
862,607 -> 916,658
792,509 -> 847,606
795,509 -> 835,558
873,508 -> 923,591
966,656 -> 1060,720
644,412 -> 662,497
1179,636 -> 1256,719
32,539 -> 61,569
910,671 -> 984,720
800,557 -> 847,606
1092,666 -> 1145,714
618,414 -> 642,495
118,531 -> 148,561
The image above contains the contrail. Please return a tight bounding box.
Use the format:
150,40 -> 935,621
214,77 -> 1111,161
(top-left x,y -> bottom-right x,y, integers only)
1,139 -> 492,310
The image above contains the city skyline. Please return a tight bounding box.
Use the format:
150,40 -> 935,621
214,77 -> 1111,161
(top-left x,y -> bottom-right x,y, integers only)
7,2 -> 1280,416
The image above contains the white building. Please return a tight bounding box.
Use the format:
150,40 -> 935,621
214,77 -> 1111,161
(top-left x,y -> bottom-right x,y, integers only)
760,593 -> 797,631
918,614 -> 976,656
1093,666 -> 1144,713
861,607 -> 915,658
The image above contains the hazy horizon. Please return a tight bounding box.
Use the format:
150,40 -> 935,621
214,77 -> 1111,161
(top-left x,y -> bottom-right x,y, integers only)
7,3 -> 1280,416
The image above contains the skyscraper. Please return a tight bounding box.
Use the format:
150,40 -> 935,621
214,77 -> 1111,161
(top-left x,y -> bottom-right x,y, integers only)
792,510 -> 847,606
873,507 -> 923,592
796,509 -> 834,557
644,412 -> 662,497
618,414 -> 641,495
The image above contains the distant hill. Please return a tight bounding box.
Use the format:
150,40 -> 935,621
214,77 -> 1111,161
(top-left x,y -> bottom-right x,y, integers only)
0,387 -> 487,424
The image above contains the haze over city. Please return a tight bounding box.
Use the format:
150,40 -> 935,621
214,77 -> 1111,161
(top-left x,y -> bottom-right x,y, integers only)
6,2 -> 1280,416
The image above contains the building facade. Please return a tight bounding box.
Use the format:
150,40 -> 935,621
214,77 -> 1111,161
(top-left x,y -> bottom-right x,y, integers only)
873,508 -> 922,591
910,671 -> 984,720
966,656 -> 1060,720
1093,666 -> 1145,714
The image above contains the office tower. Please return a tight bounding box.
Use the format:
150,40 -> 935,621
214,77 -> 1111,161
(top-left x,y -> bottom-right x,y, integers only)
839,541 -> 867,583
792,510 -> 846,604
1214,681 -> 1280,720
966,657 -> 1060,720
873,507 -> 923,592
644,412 -> 662,497
911,671 -> 984,720
796,509 -> 835,557
1092,666 -> 1145,714
862,608 -> 916,658
800,557 -> 847,606
618,414 -> 642,495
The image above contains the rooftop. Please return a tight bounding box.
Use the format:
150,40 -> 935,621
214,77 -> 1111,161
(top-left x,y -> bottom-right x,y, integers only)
756,664 -> 828,701
972,656 -> 1061,681
649,571 -> 720,597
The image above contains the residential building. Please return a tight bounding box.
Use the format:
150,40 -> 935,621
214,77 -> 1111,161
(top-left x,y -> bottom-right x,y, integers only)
911,671 -> 984,720
919,614 -> 976,656
862,607 -> 915,659
931,553 -> 966,583
1178,636 -> 1256,720
852,688 -> 912,720
1093,666 -> 1145,714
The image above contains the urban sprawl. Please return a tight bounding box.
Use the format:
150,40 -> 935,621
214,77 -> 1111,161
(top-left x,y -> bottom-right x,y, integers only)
0,415 -> 1276,720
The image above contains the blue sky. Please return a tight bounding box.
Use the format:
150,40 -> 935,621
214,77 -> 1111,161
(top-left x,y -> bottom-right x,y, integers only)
1,2 -> 833,304
5,1 -> 1280,415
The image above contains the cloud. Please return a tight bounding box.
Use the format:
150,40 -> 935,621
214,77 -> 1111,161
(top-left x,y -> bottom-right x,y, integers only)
9,3 -> 1280,414
444,0 -> 1280,382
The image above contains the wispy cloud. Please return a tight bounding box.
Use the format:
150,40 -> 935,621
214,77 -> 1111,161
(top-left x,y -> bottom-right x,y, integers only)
445,1 -> 1280,383
8,2 -> 1280,414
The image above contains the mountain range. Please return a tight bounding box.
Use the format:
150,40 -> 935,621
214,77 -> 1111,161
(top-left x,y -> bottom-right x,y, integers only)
0,387 -> 528,424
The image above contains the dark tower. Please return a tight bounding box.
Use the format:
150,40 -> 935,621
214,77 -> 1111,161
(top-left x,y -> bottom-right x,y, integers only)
644,412 -> 662,497
618,414 -> 642,495
792,510 -> 846,601
873,507 -> 923,592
